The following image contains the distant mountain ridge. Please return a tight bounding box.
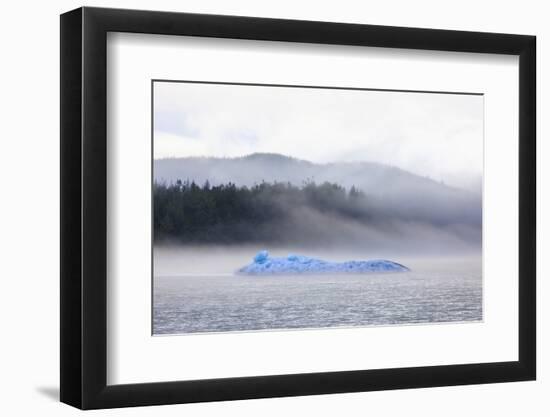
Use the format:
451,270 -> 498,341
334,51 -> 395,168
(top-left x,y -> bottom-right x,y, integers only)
154,153 -> 482,233
156,152 -> 469,192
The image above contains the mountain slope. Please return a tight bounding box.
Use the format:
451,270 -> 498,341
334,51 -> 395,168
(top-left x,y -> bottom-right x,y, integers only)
154,153 -> 481,238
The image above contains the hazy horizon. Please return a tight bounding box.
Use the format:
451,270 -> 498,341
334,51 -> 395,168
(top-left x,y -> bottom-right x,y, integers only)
153,152 -> 479,194
154,81 -> 483,193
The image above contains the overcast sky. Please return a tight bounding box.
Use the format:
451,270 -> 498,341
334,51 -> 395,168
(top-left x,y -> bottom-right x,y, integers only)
154,81 -> 483,191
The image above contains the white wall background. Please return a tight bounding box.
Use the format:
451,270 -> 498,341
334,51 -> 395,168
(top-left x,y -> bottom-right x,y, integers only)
0,0 -> 545,415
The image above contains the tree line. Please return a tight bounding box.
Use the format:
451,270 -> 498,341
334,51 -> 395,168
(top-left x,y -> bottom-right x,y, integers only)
153,179 -> 370,244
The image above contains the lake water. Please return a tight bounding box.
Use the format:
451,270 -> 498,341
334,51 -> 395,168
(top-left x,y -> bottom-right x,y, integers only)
153,247 -> 482,335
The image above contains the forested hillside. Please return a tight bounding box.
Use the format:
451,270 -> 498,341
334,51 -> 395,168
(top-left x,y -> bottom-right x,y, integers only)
154,180 -> 369,243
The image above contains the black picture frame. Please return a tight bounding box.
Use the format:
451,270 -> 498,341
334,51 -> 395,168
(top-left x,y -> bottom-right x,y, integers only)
60,6 -> 536,410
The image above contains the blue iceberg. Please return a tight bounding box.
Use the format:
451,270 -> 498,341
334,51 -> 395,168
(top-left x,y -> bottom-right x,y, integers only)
237,250 -> 409,275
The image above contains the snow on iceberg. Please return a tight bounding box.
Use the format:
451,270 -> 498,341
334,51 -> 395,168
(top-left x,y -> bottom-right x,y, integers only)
237,250 -> 409,275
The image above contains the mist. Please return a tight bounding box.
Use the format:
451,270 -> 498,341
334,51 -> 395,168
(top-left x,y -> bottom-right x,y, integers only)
153,153 -> 481,255
154,82 -> 483,192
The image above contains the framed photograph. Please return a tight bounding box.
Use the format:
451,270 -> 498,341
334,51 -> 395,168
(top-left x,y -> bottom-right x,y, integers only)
60,7 -> 536,409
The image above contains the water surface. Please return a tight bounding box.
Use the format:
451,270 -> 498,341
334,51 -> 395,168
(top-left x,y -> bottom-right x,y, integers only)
153,247 -> 482,335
